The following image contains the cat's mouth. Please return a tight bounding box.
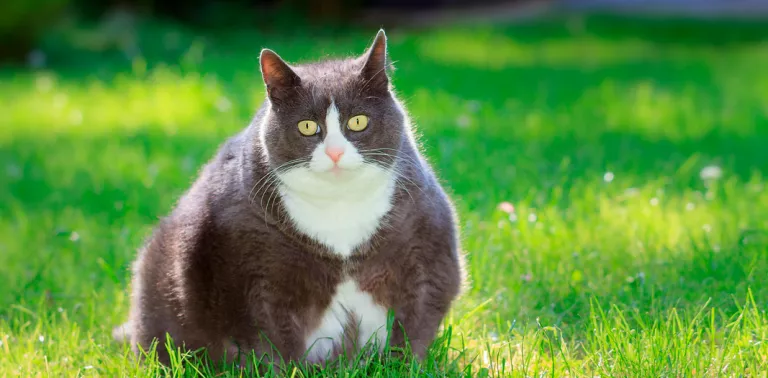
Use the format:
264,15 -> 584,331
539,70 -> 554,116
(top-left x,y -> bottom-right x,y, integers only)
322,164 -> 361,179
302,158 -> 380,179
310,162 -> 370,180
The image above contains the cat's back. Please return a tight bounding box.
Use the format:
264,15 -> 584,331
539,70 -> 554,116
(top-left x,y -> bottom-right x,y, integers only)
135,115 -> 266,277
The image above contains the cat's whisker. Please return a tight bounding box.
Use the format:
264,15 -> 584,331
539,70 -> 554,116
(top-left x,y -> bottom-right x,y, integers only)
256,168 -> 293,201
251,170 -> 284,209
248,164 -> 282,203
363,156 -> 436,207
358,150 -> 405,160
249,158 -> 309,215
362,152 -> 420,166
264,183 -> 282,225
361,152 -> 424,173
357,147 -> 404,153
250,157 -> 309,227
258,175 -> 280,211
393,181 -> 415,204
362,159 -> 422,194
258,182 -> 276,217
358,148 -> 422,160
250,158 -> 309,202
249,170 -> 277,203
248,172 -> 271,207
263,184 -> 275,214
398,176 -> 434,207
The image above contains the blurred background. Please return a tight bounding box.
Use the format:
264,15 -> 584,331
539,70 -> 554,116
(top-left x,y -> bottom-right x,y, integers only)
4,0 -> 768,64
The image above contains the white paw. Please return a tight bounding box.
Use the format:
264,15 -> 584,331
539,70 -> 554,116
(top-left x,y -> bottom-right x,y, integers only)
305,337 -> 336,364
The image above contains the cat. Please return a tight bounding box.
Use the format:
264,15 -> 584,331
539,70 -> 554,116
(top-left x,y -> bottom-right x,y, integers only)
114,29 -> 466,368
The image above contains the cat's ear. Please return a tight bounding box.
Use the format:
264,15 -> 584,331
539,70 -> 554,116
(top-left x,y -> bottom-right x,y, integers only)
260,49 -> 301,105
359,29 -> 391,92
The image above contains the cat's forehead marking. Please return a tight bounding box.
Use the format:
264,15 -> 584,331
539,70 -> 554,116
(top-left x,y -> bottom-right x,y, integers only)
324,100 -> 347,149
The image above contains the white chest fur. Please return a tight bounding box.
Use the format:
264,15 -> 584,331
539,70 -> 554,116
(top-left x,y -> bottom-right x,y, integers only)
278,167 -> 395,257
304,279 -> 389,363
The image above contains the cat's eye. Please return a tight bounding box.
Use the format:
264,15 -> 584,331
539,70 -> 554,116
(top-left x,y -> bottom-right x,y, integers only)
297,120 -> 319,136
347,115 -> 369,132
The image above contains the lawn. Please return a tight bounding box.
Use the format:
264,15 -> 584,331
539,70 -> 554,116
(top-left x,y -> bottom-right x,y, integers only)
1,14 -> 768,377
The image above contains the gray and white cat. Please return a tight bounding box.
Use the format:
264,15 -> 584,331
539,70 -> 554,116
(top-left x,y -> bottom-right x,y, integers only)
115,30 -> 466,367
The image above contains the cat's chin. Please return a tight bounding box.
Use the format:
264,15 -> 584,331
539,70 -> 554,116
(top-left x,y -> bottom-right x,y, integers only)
314,166 -> 361,180
308,163 -> 364,176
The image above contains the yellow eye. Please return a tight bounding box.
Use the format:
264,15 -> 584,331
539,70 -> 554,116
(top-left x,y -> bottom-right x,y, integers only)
347,115 -> 369,131
297,120 -> 319,136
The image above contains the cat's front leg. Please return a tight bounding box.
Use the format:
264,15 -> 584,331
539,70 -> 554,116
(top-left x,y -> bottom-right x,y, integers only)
389,241 -> 462,359
243,297 -> 309,365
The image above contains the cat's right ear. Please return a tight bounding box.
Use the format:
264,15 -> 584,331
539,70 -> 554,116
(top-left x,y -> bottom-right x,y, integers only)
260,49 -> 301,105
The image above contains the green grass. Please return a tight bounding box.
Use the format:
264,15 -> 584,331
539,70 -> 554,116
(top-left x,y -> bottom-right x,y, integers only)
2,15 -> 768,377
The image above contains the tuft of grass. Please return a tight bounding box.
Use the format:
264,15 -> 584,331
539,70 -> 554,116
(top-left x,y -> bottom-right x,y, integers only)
1,14 -> 767,376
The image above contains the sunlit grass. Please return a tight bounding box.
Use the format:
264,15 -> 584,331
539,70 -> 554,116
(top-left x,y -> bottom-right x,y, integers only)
1,14 -> 767,377
0,68 -> 241,141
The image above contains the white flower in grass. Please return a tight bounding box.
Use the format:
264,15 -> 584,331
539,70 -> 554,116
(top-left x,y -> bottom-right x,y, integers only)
699,165 -> 722,181
603,171 -> 614,183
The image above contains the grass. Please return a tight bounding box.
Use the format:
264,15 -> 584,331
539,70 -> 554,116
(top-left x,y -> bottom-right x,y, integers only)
1,14 -> 768,377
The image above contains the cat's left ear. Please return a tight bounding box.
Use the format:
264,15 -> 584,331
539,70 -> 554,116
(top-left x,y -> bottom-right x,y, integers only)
359,29 -> 392,92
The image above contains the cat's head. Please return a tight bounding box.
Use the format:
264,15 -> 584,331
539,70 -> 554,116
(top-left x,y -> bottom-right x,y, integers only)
257,30 -> 405,189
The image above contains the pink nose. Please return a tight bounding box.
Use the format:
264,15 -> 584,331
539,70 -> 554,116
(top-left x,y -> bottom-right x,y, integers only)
325,147 -> 344,163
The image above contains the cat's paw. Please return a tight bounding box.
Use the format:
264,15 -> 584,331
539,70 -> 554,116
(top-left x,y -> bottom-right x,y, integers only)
304,337 -> 336,365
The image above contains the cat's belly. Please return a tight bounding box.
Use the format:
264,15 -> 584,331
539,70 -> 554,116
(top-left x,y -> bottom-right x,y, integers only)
304,279 -> 388,363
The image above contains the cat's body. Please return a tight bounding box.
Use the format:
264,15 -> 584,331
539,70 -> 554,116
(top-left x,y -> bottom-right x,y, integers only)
118,30 -> 465,366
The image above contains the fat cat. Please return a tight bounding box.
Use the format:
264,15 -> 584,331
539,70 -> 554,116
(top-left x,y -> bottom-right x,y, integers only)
115,30 -> 465,367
